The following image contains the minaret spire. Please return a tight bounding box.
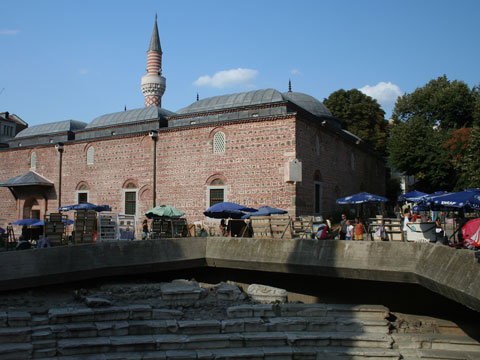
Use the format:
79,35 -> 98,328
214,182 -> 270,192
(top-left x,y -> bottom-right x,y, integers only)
141,15 -> 166,107
288,79 -> 292,92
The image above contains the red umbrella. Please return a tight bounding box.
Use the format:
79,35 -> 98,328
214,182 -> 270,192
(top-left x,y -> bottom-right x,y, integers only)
461,218 -> 480,248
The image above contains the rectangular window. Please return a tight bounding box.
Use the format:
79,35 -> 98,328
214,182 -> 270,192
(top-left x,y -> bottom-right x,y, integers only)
125,191 -> 136,215
209,188 -> 224,207
314,181 -> 322,214
78,192 -> 88,204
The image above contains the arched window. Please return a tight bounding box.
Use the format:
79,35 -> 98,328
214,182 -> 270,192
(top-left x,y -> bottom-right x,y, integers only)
87,146 -> 94,165
77,184 -> 89,203
213,131 -> 226,153
207,178 -> 226,207
124,183 -> 137,215
30,152 -> 37,169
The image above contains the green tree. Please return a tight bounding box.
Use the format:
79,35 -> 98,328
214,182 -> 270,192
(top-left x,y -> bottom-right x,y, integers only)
388,76 -> 478,192
453,126 -> 480,189
392,75 -> 475,129
323,89 -> 389,155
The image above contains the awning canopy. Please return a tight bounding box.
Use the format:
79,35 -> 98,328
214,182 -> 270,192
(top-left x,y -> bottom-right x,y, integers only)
0,171 -> 54,187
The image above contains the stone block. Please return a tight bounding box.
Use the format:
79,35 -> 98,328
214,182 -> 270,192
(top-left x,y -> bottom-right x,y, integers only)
247,284 -> 287,304
165,350 -> 198,360
221,319 -> 244,333
31,328 -> 53,341
336,319 -> 390,334
110,335 -> 156,352
177,320 -> 220,334
152,309 -> 183,320
142,351 -> 168,360
128,320 -> 169,335
331,333 -> 393,349
211,348 -> 264,360
267,317 -> 307,332
129,304 -> 152,320
160,280 -> 202,306
31,315 -> 49,326
96,321 -> 129,337
279,303 -> 328,317
196,350 -> 215,359
153,334 -> 189,351
286,333 -> 330,347
243,318 -> 267,332
57,337 -> 111,355
184,334 -> 232,350
103,352 -> 142,360
165,320 -> 179,334
226,305 -> 253,318
263,346 -> 293,360
0,327 -> 32,343
32,347 -> 57,358
49,308 -> 94,324
242,332 -> 288,347
305,318 -> 336,332
251,304 -> 277,317
0,312 -> 7,327
64,322 -> 97,338
32,339 -> 56,350
85,297 -> 112,308
214,282 -> 243,301
0,343 -> 33,360
93,306 -> 130,322
7,311 -> 31,327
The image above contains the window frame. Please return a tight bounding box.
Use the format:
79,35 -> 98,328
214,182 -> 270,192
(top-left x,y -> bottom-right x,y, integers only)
77,190 -> 89,204
212,131 -> 226,153
123,189 -> 137,215
207,184 -> 227,208
87,146 -> 95,165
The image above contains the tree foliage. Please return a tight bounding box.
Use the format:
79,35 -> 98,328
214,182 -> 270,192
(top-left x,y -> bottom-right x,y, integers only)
392,75 -> 475,129
388,76 -> 479,192
323,89 -> 388,155
452,126 -> 480,189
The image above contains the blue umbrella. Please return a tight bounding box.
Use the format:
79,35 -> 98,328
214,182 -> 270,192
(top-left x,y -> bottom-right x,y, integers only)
9,218 -> 41,226
398,190 -> 428,203
204,202 -> 257,219
31,219 -> 74,226
59,202 -> 111,212
430,189 -> 480,210
336,192 -> 388,204
242,206 -> 288,219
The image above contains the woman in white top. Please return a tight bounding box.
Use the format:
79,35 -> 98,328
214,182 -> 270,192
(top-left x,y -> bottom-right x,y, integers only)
403,209 -> 410,241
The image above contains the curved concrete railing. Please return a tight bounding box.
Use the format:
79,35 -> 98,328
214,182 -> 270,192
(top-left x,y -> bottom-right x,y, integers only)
1,238 -> 479,312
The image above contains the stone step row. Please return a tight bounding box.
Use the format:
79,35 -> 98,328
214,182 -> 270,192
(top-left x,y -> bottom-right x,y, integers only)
392,333 -> 480,353
0,317 -> 390,344
0,332 -> 394,358
0,303 -> 389,328
1,346 -> 404,360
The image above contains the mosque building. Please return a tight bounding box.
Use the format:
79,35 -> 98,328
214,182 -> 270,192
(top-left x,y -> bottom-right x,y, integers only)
0,17 -> 385,229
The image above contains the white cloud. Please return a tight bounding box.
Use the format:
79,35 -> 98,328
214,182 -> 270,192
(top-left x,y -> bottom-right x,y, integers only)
359,81 -> 403,107
290,69 -> 302,75
0,29 -> 19,35
78,68 -> 89,75
193,68 -> 258,88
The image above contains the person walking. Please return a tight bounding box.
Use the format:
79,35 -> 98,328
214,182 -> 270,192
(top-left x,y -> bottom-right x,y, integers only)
142,219 -> 149,240
345,220 -> 354,240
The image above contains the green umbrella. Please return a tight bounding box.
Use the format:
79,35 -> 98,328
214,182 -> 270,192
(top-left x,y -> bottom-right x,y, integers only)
145,205 -> 185,218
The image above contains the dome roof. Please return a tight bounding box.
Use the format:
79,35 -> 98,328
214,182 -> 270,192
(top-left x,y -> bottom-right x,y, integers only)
177,89 -> 284,114
15,120 -> 87,138
282,91 -> 332,118
86,106 -> 176,129
177,88 -> 332,118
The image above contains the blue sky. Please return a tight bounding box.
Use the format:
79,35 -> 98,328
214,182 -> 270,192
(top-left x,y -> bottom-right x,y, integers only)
1,0 -> 479,126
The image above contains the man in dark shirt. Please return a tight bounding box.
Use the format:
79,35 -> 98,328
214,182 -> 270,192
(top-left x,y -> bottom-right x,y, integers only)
340,214 -> 347,240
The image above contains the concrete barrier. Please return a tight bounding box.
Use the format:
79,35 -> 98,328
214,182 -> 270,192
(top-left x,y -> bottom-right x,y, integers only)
0,238 -> 479,312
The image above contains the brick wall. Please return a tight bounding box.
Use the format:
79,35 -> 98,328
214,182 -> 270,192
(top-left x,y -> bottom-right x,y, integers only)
0,113 -> 385,233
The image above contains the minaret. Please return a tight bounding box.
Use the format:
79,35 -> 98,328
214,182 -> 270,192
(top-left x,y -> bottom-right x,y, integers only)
141,14 -> 166,107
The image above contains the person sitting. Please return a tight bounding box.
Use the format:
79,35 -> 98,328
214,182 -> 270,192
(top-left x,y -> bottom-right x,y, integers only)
142,219 -> 149,240
315,221 -> 329,240
434,217 -> 445,244
220,219 -> 228,236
